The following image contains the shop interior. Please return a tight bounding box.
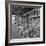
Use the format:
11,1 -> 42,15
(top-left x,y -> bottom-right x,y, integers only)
10,5 -> 40,39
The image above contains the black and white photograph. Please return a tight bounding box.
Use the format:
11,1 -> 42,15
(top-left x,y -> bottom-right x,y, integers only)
11,5 -> 40,38
5,1 -> 45,45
